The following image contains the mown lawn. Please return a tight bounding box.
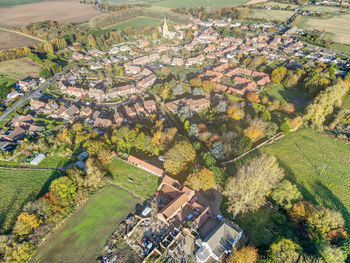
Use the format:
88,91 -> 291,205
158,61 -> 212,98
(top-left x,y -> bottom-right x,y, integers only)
107,158 -> 159,199
0,76 -> 16,89
0,168 -> 61,234
34,186 -> 138,263
0,58 -> 41,79
259,128 -> 350,227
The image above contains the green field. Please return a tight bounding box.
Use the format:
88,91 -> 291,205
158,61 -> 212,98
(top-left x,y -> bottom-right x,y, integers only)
342,92 -> 350,109
0,76 -> 16,89
102,0 -> 250,8
0,0 -> 47,6
34,186 -> 138,263
105,16 -> 161,31
261,83 -> 312,110
259,128 -> 350,227
332,43 -> 350,56
107,158 -> 159,199
0,168 -> 61,234
247,9 -> 295,22
0,58 -> 41,80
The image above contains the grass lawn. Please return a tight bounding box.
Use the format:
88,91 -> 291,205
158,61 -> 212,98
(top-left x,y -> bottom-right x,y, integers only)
105,16 -> 161,31
332,43 -> 350,56
0,0 -> 47,6
0,168 -> 61,234
36,149 -> 70,168
259,128 -> 350,228
0,58 -> 41,80
152,0 -> 251,8
34,185 -> 138,263
261,83 -> 312,110
107,158 -> 159,199
247,9 -> 295,22
0,76 -> 16,89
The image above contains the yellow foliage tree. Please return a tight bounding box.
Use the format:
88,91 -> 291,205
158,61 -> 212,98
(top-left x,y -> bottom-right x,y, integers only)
227,104 -> 244,120
13,212 -> 42,236
226,246 -> 258,263
185,168 -> 215,191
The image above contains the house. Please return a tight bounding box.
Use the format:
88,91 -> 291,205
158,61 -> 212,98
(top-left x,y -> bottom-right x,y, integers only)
196,220 -> 243,262
12,114 -> 34,127
125,107 -> 137,119
138,74 -> 157,89
157,175 -> 195,225
133,56 -> 150,65
88,88 -> 104,102
188,98 -> 210,113
128,155 -> 165,177
134,101 -> 145,115
144,100 -> 157,114
149,53 -> 160,62
94,117 -> 113,129
1,127 -> 25,142
172,57 -> 184,66
80,107 -> 92,118
61,105 -> 79,120
109,84 -> 136,97
114,111 -> 124,124
45,100 -> 59,113
30,99 -> 45,110
161,55 -> 171,64
17,79 -> 36,92
7,91 -> 21,100
51,105 -> 67,118
186,54 -> 205,66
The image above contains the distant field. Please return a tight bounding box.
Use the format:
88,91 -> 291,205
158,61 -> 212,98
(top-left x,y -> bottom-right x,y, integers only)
0,0 -> 47,6
247,9 -> 294,22
0,58 -> 41,79
259,128 -> 350,228
102,0 -> 251,8
34,186 -> 137,263
300,5 -> 344,13
0,0 -> 101,28
107,158 -> 159,199
297,13 -> 350,45
0,168 -> 61,234
0,29 -> 41,50
105,16 -> 161,31
259,2 -> 298,8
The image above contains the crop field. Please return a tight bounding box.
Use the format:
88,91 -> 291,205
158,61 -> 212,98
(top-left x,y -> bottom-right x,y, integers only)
34,186 -> 138,263
247,9 -> 294,22
259,128 -> 350,227
0,168 -> 61,234
0,0 -> 101,28
297,13 -> 350,45
107,158 -> 159,199
105,16 -> 161,31
300,5 -> 344,13
0,30 -> 41,50
0,58 -> 41,79
258,2 -> 298,8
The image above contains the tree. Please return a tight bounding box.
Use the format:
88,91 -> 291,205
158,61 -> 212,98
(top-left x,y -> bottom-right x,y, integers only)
227,103 -> 244,120
210,166 -> 226,187
88,34 -> 97,48
192,87 -> 205,96
272,66 -> 287,83
173,85 -> 184,96
209,141 -> 226,160
269,239 -> 301,263
270,180 -> 302,209
189,78 -> 202,87
85,157 -> 105,188
281,103 -> 295,114
227,246 -> 258,263
13,212 -> 41,236
188,124 -> 200,137
4,242 -> 35,262
185,168 -> 215,191
215,100 -> 227,113
265,122 -> 278,137
202,80 -> 215,93
184,120 -> 190,131
224,155 -> 285,217
246,92 -> 260,103
164,141 -> 196,175
320,245 -> 346,263
49,176 -> 77,207
280,120 -> 291,134
39,68 -> 52,79
260,110 -> 271,121
243,119 -> 266,141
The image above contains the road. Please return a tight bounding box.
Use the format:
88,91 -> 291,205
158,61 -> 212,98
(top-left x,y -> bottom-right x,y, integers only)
0,73 -> 63,122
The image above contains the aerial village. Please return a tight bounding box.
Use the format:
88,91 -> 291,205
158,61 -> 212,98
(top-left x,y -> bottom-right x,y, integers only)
0,15 -> 349,263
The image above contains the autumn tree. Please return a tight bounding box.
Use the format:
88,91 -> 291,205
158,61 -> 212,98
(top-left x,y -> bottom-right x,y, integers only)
227,103 -> 244,120
13,213 -> 41,236
189,78 -> 202,88
164,141 -> 196,175
202,80 -> 215,94
243,118 -> 266,141
85,157 -> 105,188
269,239 -> 301,263
280,120 -> 292,134
271,66 -> 287,83
224,155 -> 285,217
49,176 -> 77,208
281,103 -> 295,114
246,92 -> 260,103
4,242 -> 35,262
226,246 -> 258,263
185,168 -> 215,191
270,180 -> 302,209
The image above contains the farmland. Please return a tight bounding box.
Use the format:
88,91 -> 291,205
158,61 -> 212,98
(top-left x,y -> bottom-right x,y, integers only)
0,0 -> 47,6
0,58 -> 41,79
0,0 -> 101,28
247,9 -> 294,22
0,29 -> 42,50
259,128 -> 350,227
0,168 -> 61,234
297,12 -> 350,45
107,158 -> 159,199
34,186 -> 138,263
105,16 -> 161,31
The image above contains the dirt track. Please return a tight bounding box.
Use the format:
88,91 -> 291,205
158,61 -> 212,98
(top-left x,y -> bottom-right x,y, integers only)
0,0 -> 101,28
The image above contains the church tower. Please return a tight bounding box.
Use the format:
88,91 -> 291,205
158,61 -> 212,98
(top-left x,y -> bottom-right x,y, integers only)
163,16 -> 169,37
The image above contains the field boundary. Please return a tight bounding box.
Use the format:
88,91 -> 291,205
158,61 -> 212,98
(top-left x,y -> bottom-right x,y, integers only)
0,28 -> 45,43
